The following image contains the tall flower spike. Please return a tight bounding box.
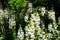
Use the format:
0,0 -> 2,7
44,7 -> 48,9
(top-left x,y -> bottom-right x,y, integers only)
25,23 -> 35,40
30,12 -> 41,40
9,15 -> 16,29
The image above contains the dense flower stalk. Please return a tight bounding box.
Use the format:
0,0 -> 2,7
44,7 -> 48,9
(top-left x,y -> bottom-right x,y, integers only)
17,25 -> 24,40
9,15 -> 16,29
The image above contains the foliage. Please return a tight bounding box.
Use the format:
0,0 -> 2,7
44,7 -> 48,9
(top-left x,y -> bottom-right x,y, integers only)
8,0 -> 26,10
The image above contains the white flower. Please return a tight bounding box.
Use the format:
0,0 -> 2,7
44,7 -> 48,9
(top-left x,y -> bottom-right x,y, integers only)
9,16 -> 16,29
55,25 -> 58,30
48,11 -> 55,21
53,22 -> 58,30
35,25 -> 41,35
27,2 -> 32,13
25,24 -> 35,40
48,33 -> 53,38
25,15 -> 29,22
28,2 -> 32,8
31,34 -> 35,38
38,34 -> 44,40
40,7 -> 45,16
30,12 -> 40,25
17,26 -> 24,40
44,38 -> 48,40
43,35 -> 45,39
27,8 -> 32,13
28,12 -> 41,39
17,31 -> 24,40
48,23 -> 53,32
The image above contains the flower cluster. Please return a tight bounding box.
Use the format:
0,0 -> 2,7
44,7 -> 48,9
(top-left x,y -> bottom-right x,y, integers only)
24,14 -> 29,22
25,23 -> 35,40
17,25 -> 24,40
27,2 -> 33,13
40,7 -> 45,16
48,10 -> 55,21
9,15 -> 16,29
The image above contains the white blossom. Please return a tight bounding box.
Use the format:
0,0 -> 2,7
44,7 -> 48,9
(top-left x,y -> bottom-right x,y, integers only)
48,33 -> 53,38
17,32 -> 24,40
53,22 -> 58,30
24,14 -> 29,22
27,7 -> 32,13
40,7 -> 45,16
48,11 -> 55,21
48,23 -> 53,32
30,12 -> 40,25
28,2 -> 32,8
25,24 -> 35,40
9,15 -> 16,29
17,25 -> 24,40
27,2 -> 33,13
